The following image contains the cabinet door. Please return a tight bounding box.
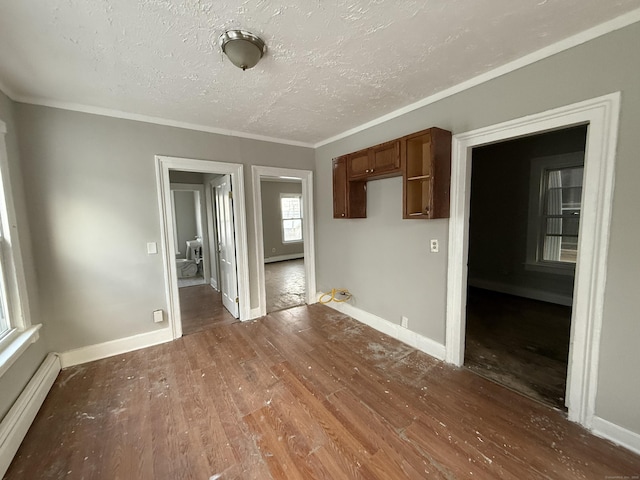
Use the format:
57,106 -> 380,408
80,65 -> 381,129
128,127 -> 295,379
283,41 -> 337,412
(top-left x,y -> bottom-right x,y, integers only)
333,156 -> 348,218
347,149 -> 371,180
370,140 -> 400,177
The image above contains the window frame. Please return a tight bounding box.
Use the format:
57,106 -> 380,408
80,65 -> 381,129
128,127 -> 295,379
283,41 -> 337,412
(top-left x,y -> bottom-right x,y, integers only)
280,193 -> 303,244
526,152 -> 585,276
0,118 -> 41,378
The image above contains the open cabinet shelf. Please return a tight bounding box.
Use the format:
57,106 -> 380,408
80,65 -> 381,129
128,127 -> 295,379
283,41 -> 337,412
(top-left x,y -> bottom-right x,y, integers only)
402,128 -> 452,219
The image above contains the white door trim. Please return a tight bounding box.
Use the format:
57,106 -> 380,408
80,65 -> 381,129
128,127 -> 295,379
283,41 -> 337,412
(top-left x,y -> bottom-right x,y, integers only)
156,156 -> 251,339
251,166 -> 317,317
445,92 -> 621,428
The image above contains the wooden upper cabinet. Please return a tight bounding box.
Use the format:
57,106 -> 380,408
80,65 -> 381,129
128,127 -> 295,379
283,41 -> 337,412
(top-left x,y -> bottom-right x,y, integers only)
333,127 -> 450,220
402,127 -> 451,219
347,140 -> 401,180
347,149 -> 370,180
333,156 -> 348,218
333,155 -> 366,219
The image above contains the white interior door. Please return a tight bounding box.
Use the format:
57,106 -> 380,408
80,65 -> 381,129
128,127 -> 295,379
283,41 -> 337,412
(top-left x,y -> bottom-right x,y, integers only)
213,175 -> 239,318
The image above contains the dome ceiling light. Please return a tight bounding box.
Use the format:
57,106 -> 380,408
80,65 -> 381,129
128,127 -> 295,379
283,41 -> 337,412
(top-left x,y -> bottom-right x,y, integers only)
218,30 -> 267,71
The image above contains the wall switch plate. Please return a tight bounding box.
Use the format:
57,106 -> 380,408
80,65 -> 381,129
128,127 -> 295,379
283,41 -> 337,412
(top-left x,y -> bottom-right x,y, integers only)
430,239 -> 439,253
147,242 -> 158,255
153,309 -> 164,323
401,316 -> 409,328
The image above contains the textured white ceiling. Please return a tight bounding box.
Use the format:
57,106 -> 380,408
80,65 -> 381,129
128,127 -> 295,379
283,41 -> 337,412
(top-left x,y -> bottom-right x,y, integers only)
0,1 -> 638,145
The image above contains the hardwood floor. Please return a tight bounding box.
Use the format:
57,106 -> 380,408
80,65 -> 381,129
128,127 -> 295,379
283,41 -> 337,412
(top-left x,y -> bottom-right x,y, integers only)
6,304 -> 639,479
465,287 -> 571,409
179,284 -> 238,336
265,259 -> 306,313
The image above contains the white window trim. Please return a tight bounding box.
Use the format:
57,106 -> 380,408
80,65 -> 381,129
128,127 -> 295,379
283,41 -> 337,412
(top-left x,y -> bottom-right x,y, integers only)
0,119 -> 41,378
525,152 -> 585,276
280,193 -> 303,244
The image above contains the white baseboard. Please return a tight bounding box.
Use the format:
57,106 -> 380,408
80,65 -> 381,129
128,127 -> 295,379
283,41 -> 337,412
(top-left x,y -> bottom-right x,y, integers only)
210,277 -> 218,290
468,278 -> 573,306
59,328 -> 173,368
0,353 -> 60,477
264,253 -> 304,264
318,293 -> 445,361
591,415 -> 640,456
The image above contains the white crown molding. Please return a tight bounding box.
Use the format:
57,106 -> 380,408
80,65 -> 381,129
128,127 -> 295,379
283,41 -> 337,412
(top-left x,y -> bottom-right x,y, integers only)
0,9 -> 638,149
5,93 -> 314,149
313,8 -> 640,148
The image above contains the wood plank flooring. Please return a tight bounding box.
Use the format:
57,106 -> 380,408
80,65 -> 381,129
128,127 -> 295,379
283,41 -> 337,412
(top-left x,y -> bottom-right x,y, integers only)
6,304 -> 640,479
264,259 -> 306,313
465,287 -> 571,409
179,284 -> 238,336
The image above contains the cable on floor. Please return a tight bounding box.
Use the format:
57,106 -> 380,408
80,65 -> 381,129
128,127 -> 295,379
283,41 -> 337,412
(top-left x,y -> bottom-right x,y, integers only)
319,288 -> 352,304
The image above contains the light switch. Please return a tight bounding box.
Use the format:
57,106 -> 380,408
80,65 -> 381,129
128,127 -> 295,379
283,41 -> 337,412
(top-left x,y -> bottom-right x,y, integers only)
147,242 -> 158,255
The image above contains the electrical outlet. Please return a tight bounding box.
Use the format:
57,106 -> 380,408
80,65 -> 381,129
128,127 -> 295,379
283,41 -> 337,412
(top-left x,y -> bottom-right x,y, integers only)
401,316 -> 409,328
430,239 -> 439,253
271,247 -> 276,253
153,309 -> 164,323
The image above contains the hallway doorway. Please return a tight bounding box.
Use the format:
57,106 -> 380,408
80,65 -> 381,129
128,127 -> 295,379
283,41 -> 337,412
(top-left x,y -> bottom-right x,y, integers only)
251,166 -> 317,317
156,156 -> 251,339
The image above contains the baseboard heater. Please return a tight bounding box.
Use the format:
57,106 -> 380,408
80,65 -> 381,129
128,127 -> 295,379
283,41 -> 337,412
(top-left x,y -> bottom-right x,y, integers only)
0,353 -> 61,477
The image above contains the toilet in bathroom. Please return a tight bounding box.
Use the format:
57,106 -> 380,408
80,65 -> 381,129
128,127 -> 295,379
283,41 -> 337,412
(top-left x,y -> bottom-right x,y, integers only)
176,258 -> 198,278
175,239 -> 202,278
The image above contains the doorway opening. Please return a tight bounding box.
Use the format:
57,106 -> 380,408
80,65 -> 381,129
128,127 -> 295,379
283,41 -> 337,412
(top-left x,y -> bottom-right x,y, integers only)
261,177 -> 306,313
445,93 -> 620,427
464,126 -> 587,409
156,156 -> 251,339
169,178 -> 207,288
251,166 -> 317,317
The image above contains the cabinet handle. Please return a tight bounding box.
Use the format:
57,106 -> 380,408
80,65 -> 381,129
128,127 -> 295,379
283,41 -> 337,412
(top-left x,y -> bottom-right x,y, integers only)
341,213 -> 345,217
365,169 -> 369,173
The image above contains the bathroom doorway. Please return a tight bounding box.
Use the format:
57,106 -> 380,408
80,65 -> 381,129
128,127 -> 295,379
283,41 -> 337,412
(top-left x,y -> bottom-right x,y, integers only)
156,156 -> 250,339
169,176 -> 208,288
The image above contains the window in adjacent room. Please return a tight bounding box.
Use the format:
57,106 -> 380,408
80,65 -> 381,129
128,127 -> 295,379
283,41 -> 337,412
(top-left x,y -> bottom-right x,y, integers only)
526,152 -> 585,274
280,193 -> 303,243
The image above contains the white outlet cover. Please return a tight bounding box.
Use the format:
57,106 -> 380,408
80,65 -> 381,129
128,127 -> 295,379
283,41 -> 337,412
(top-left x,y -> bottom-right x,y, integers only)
430,239 -> 439,253
147,242 -> 158,255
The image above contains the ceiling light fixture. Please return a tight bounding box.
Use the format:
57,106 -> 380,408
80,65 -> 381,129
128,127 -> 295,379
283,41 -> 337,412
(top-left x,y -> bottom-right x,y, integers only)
218,30 -> 266,71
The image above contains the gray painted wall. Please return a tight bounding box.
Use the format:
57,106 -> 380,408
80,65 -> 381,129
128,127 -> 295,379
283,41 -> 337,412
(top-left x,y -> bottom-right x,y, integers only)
315,22 -> 640,433
0,91 -> 49,419
14,104 -> 314,354
173,190 -> 198,259
260,181 -> 304,259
